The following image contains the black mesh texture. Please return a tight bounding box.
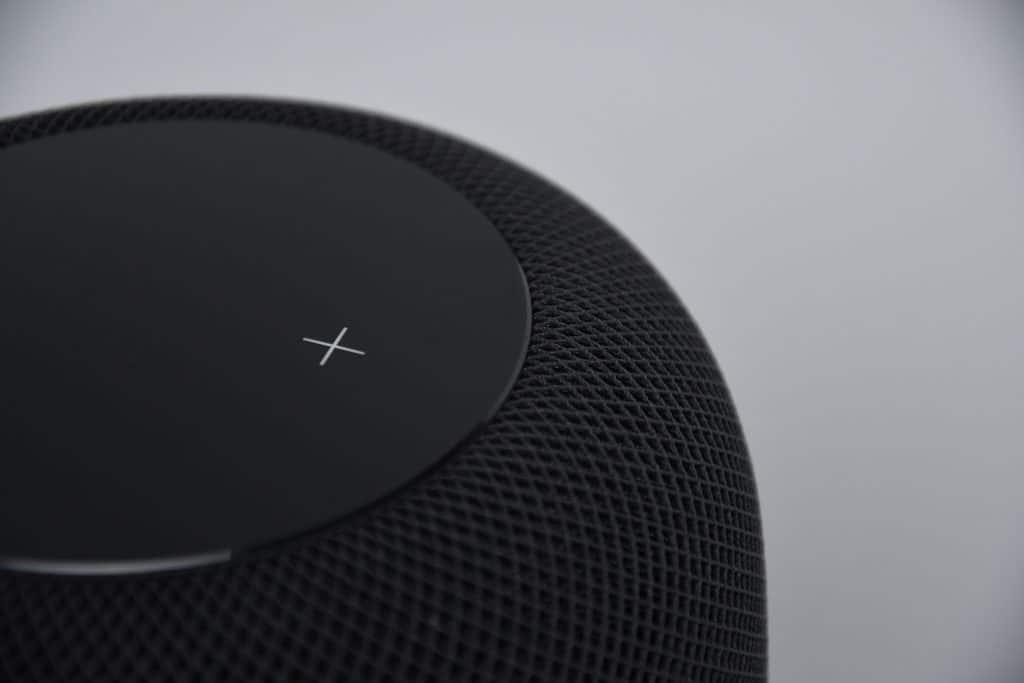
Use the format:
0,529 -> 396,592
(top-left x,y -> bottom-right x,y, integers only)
0,98 -> 766,682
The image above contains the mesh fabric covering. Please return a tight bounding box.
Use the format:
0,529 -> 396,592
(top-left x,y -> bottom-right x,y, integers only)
0,98 -> 766,682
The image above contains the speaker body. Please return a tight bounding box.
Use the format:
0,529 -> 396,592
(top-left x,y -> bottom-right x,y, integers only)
0,99 -> 766,682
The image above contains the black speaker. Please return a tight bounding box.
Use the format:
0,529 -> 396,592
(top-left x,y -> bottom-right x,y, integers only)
0,98 -> 766,682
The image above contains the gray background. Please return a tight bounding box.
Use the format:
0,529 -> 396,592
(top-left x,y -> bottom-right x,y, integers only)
1,2 -> 1021,681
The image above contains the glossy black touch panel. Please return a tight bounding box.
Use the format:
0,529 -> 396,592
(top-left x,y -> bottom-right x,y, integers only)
0,121 -> 529,574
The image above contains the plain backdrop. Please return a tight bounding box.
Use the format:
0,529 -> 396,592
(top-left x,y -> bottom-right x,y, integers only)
1,2 -> 1022,681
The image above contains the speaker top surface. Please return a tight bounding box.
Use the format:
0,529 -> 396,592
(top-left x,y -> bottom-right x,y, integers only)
0,119 -> 530,574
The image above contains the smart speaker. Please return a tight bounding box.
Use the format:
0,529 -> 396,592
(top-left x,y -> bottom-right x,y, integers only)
0,98 -> 765,682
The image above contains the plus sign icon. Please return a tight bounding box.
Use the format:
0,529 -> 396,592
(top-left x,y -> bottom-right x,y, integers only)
301,326 -> 367,366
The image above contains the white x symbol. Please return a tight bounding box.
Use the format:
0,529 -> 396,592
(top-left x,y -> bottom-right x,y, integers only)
301,327 -> 367,366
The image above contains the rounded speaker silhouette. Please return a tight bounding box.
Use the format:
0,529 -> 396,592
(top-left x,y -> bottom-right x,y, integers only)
0,98 -> 766,682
